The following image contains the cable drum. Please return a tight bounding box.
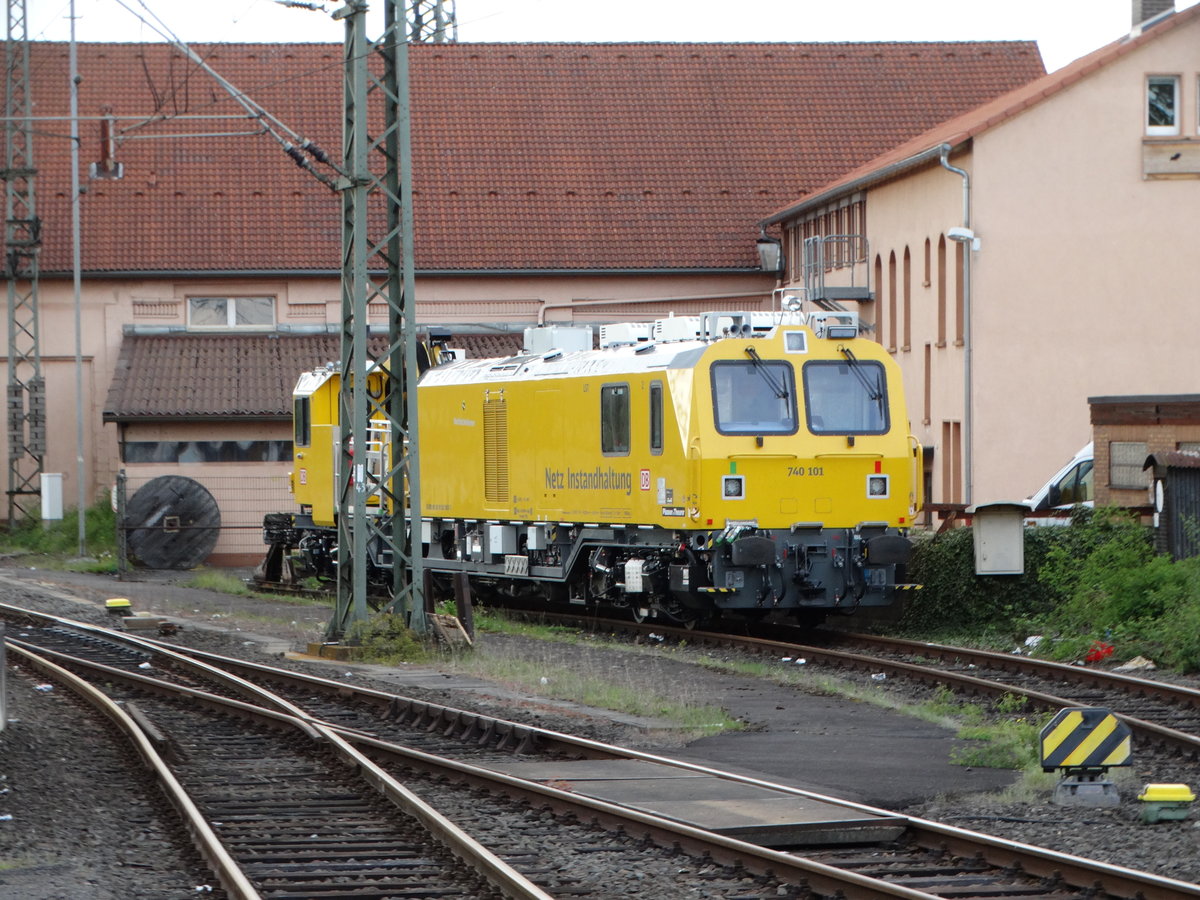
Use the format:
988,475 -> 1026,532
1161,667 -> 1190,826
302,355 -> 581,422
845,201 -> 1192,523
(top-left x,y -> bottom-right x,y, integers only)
123,475 -> 221,569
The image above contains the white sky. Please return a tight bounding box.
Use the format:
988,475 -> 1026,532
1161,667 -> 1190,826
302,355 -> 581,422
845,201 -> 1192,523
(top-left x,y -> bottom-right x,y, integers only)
26,0 -> 1200,72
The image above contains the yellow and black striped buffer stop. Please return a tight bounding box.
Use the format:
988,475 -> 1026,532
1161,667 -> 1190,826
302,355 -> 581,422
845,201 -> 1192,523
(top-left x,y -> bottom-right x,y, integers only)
1039,707 -> 1132,772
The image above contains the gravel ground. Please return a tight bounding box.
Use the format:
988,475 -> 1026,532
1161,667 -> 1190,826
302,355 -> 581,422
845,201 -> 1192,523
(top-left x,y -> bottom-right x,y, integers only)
3,563 -> 1200,895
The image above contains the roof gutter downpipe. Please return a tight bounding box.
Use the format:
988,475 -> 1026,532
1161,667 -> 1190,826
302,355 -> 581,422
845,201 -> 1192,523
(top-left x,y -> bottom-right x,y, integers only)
939,142 -> 973,507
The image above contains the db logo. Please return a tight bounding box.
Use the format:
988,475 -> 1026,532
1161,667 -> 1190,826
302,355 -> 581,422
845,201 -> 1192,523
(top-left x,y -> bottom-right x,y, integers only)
640,468 -> 651,491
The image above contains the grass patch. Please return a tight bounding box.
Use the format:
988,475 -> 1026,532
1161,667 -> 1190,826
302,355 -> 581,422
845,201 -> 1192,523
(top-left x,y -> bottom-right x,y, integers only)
464,606 -> 585,641
0,500 -> 118,557
183,569 -> 253,595
178,568 -> 327,606
952,717 -> 1044,768
61,555 -> 119,574
446,649 -> 740,737
344,613 -> 432,665
0,551 -> 118,575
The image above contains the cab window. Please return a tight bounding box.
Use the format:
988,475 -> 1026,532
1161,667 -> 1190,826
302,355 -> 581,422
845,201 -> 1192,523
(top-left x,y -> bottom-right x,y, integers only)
803,359 -> 889,434
1054,460 -> 1094,505
601,384 -> 630,455
649,381 -> 664,454
711,360 -> 798,435
294,397 -> 311,447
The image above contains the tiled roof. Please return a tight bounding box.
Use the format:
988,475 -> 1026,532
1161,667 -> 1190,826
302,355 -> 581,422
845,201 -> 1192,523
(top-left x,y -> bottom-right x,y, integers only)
103,331 -> 524,419
766,6 -> 1200,222
29,41 -> 1043,274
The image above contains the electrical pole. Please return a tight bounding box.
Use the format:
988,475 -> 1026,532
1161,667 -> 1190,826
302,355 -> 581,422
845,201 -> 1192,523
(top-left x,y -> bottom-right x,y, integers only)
328,0 -> 455,640
3,0 -> 45,525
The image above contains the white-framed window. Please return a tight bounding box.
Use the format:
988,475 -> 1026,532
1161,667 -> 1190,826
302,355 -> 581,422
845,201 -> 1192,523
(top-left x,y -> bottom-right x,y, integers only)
187,296 -> 275,329
1147,75 -> 1180,135
1196,76 -> 1200,134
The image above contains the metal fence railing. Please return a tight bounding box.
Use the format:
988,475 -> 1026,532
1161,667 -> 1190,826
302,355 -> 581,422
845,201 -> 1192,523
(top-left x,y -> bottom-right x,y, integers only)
116,467 -> 294,572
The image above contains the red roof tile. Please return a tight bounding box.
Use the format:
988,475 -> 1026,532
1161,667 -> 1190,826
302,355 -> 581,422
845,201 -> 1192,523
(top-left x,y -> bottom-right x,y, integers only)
30,41 -> 1043,274
103,331 -> 523,419
765,6 -> 1200,221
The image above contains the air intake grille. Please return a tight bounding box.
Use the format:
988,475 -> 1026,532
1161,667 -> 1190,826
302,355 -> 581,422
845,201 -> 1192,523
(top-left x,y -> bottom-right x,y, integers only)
483,393 -> 509,504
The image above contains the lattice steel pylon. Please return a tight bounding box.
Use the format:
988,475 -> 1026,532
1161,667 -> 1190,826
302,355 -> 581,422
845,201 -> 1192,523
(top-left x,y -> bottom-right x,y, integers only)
2,0 -> 45,525
329,0 -> 455,640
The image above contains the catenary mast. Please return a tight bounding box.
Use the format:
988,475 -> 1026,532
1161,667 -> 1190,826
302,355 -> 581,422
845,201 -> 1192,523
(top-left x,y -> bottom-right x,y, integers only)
330,0 -> 456,640
2,0 -> 45,524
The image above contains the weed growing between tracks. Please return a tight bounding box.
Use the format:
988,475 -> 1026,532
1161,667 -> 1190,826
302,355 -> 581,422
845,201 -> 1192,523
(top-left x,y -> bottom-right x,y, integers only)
445,646 -> 742,737
433,611 -> 1048,761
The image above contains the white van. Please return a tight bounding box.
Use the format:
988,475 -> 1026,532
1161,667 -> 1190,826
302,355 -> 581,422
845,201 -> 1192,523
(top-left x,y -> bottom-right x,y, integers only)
1023,442 -> 1094,523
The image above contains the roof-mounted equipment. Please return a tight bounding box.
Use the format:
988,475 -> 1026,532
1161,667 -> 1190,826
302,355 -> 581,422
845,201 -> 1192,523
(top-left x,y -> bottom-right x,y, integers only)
809,311 -> 860,340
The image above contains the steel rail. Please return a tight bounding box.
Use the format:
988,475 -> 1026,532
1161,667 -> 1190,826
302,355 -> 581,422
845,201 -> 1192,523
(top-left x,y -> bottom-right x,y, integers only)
831,630 -> 1200,709
4,634 -> 553,900
7,634 -> 939,899
151,634 -> 1200,900
8,602 -> 1200,898
504,607 -> 1200,756
7,643 -> 264,900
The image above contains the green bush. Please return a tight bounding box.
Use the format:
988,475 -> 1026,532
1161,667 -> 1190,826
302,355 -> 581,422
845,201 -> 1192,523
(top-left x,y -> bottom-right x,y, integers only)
1033,511 -> 1200,671
899,523 -> 1060,633
0,499 -> 117,557
902,506 -> 1200,672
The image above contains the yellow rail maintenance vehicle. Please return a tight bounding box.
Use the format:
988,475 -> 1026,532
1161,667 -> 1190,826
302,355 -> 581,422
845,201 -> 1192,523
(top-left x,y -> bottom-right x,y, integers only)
263,309 -> 922,625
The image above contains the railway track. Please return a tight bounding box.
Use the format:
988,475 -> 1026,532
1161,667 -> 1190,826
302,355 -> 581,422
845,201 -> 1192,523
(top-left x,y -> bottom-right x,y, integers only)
820,631 -> 1200,750
509,607 -> 1200,759
245,579 -> 1200,756
5,601 -> 1200,899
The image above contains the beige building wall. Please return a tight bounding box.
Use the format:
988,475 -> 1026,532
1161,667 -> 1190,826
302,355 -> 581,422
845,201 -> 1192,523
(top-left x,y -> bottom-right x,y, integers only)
969,19 -> 1200,503
821,15 -> 1200,508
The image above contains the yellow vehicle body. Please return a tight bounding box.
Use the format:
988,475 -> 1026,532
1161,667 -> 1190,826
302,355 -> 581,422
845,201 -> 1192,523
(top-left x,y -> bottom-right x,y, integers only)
418,323 -> 920,531
289,365 -> 389,528
266,310 -> 923,623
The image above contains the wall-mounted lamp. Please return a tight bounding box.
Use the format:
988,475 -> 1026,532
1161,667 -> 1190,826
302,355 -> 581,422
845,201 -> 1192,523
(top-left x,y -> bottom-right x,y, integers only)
756,229 -> 784,273
947,226 -> 980,251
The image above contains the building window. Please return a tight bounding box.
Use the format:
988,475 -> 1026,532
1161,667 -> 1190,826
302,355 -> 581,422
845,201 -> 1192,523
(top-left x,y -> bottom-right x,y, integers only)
874,254 -> 884,345
1147,75 -> 1180,135
922,343 -> 931,425
887,251 -> 897,352
121,440 -> 293,464
902,246 -> 912,352
791,197 -> 867,271
942,420 -> 962,504
936,236 -> 947,347
188,296 -> 275,329
601,384 -> 631,454
1110,441 -> 1151,489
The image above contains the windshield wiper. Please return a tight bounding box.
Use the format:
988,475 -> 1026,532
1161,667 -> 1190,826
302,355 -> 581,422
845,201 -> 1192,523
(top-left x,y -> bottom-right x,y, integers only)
745,347 -> 789,398
839,346 -> 884,407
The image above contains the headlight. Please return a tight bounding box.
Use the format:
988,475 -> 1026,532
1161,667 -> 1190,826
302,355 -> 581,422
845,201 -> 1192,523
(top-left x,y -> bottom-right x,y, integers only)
867,474 -> 889,498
